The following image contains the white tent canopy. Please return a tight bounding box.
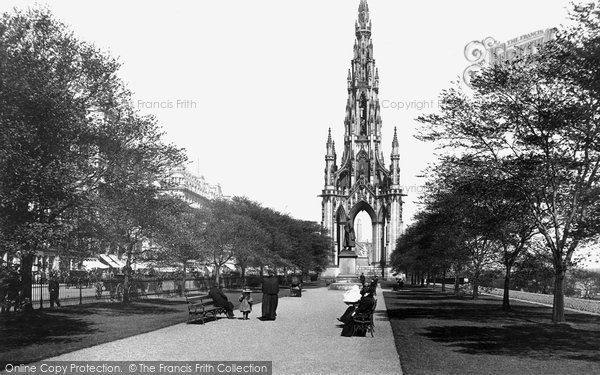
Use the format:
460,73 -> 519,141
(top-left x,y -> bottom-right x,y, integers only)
107,254 -> 126,268
131,261 -> 154,270
98,254 -> 121,269
82,258 -> 110,270
222,263 -> 237,271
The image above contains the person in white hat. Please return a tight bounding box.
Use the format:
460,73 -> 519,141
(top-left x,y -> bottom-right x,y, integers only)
238,289 -> 253,320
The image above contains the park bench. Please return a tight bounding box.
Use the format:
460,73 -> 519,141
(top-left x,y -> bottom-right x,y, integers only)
351,299 -> 377,337
185,292 -> 227,324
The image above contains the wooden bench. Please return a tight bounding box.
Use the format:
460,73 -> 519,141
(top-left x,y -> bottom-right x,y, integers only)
185,292 -> 228,324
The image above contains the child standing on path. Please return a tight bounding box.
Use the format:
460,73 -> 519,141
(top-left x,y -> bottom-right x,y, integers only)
238,289 -> 253,320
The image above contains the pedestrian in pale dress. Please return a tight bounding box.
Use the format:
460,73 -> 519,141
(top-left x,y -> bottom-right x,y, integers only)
239,289 -> 253,320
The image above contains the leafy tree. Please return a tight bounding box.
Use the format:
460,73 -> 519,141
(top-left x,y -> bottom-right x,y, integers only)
228,197 -> 330,276
511,248 -> 556,294
417,3 -> 600,320
0,7 -> 185,306
444,159 -> 536,308
0,7 -> 128,306
424,161 -> 502,299
150,196 -> 209,289
567,268 -> 600,299
202,199 -> 265,286
392,210 -> 463,291
284,219 -> 330,276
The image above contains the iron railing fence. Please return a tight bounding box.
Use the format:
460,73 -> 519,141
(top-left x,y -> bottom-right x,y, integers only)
2,275 -> 298,311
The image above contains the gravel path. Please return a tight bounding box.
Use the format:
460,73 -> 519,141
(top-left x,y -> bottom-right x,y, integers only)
44,286 -> 402,375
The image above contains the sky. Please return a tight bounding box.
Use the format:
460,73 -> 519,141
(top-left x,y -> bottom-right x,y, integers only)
0,0 -> 574,226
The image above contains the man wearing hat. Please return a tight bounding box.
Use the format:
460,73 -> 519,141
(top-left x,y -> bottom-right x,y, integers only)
260,269 -> 279,321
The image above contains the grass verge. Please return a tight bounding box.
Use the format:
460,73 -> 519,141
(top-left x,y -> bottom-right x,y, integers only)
384,287 -> 600,375
0,289 -> 289,367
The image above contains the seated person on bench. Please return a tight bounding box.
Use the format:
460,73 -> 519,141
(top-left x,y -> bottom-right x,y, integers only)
208,285 -> 235,319
338,287 -> 375,336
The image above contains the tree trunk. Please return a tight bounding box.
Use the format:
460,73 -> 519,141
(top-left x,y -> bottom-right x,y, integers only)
502,264 -> 512,311
454,270 -> 460,294
441,269 -> 446,292
182,263 -> 187,295
20,252 -> 34,311
122,245 -> 133,304
552,269 -> 566,323
472,273 -> 479,299
214,264 -> 221,288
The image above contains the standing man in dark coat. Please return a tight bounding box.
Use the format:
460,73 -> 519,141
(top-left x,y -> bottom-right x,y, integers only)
208,284 -> 235,318
260,270 -> 279,320
48,273 -> 61,308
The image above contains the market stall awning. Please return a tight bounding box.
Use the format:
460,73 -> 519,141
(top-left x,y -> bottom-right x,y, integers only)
222,263 -> 237,271
131,261 -> 153,270
83,258 -> 109,270
107,254 -> 126,268
155,266 -> 178,273
98,254 -> 121,269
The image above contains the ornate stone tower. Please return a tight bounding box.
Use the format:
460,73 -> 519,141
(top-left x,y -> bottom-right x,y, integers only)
320,0 -> 403,277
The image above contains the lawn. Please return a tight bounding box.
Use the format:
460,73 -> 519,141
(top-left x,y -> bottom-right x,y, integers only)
0,289 -> 289,367
384,288 -> 600,375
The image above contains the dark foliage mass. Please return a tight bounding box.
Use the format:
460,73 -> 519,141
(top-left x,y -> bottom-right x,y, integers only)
0,7 -> 330,311
392,2 -> 600,322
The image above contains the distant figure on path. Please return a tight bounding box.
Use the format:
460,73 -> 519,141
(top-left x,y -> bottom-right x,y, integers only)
48,273 -> 61,308
290,275 -> 302,297
238,289 -> 253,320
370,275 -> 379,295
208,284 -> 235,319
260,270 -> 279,320
359,273 -> 365,287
